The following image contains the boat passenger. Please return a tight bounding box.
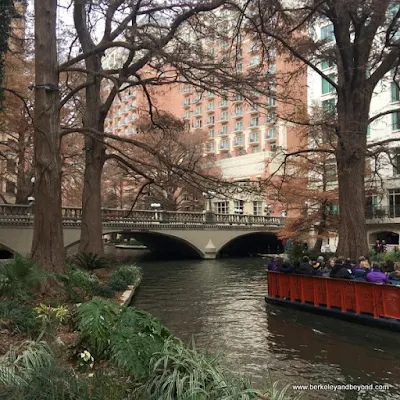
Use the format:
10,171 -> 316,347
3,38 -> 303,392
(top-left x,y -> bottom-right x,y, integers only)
267,257 -> 278,271
316,256 -> 325,270
389,263 -> 400,281
366,263 -> 388,284
330,257 -> 353,279
322,257 -> 335,277
353,257 -> 369,281
293,256 -> 316,276
276,257 -> 294,273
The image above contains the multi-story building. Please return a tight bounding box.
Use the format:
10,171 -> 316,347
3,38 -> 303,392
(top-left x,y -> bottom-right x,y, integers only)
103,27 -> 307,216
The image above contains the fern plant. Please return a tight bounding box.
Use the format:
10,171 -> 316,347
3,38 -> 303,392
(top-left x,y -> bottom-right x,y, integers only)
0,256 -> 47,299
73,252 -> 109,271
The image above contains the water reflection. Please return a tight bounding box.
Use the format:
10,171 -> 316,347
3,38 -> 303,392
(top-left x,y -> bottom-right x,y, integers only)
109,248 -> 400,400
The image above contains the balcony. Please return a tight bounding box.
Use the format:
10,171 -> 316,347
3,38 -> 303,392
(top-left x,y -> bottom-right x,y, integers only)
249,135 -> 259,145
266,130 -> 276,142
248,106 -> 258,114
233,137 -> 244,148
206,119 -> 215,126
219,100 -> 229,108
206,106 -> 215,113
249,123 -> 259,130
182,100 -> 191,108
232,111 -> 243,119
193,96 -> 202,103
233,96 -> 243,103
219,145 -> 229,152
219,130 -> 229,137
365,206 -> 400,220
233,127 -> 243,134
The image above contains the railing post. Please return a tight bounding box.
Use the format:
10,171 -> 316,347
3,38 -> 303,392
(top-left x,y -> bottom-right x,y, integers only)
204,210 -> 216,224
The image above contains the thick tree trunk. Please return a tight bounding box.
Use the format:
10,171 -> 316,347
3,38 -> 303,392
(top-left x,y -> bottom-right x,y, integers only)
31,0 -> 64,275
335,96 -> 370,259
78,72 -> 105,255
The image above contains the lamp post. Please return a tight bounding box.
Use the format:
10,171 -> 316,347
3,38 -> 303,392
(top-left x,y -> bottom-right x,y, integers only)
150,202 -> 161,221
202,191 -> 216,224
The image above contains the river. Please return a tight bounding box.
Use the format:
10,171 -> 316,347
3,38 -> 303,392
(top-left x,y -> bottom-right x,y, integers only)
108,247 -> 400,400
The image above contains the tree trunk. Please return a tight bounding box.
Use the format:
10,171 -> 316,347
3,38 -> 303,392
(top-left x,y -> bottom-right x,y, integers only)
15,131 -> 30,204
31,0 -> 64,276
335,97 -> 370,259
78,72 -> 105,255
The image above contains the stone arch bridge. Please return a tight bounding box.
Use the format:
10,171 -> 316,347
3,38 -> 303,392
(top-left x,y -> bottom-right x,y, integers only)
0,205 -> 285,259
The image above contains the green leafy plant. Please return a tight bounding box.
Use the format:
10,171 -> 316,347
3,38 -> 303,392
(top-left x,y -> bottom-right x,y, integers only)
33,304 -> 69,339
110,265 -> 142,286
58,267 -> 100,301
0,300 -> 37,333
0,255 -> 47,299
75,298 -> 121,357
92,284 -> 116,299
73,252 -> 109,271
134,338 -> 263,399
107,276 -> 128,292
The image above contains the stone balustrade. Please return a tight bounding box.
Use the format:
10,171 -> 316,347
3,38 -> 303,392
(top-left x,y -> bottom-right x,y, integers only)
0,204 -> 285,227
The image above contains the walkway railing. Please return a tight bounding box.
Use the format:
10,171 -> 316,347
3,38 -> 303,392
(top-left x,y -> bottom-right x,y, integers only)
0,204 -> 285,227
267,271 -> 400,320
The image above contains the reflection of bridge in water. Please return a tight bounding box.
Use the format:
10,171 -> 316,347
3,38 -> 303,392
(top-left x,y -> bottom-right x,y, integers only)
0,205 -> 285,259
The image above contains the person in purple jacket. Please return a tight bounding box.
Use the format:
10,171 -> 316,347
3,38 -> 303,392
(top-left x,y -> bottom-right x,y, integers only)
366,263 -> 388,284
267,257 -> 278,271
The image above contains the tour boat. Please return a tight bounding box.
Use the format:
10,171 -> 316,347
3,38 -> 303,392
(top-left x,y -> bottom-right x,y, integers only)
265,271 -> 400,331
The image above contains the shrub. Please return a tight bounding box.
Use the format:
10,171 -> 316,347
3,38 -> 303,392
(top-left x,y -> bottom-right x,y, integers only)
58,267 -> 100,302
0,256 -> 47,300
107,276 -> 128,292
134,339 -> 263,399
92,284 -> 116,299
110,265 -> 142,286
0,300 -> 37,333
73,252 -> 108,271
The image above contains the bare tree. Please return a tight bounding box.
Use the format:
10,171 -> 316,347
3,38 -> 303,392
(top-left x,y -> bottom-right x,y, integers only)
236,0 -> 400,258
31,0 -> 64,277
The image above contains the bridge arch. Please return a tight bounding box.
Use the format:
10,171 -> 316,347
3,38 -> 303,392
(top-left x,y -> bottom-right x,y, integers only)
66,230 -> 204,259
217,232 -> 283,257
0,243 -> 16,258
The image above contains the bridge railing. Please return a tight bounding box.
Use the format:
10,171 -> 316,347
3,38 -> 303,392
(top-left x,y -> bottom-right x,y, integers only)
0,205 -> 285,227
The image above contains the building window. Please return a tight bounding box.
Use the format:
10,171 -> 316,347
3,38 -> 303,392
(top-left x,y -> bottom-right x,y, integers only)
322,74 -> 336,94
266,111 -> 276,123
266,127 -> 276,139
221,111 -> 229,121
207,102 -> 215,111
220,125 -> 228,135
216,201 -> 229,214
393,151 -> 400,175
220,138 -> 229,149
195,119 -> 202,128
320,59 -> 333,70
250,132 -> 259,143
392,82 -> 400,103
267,97 -> 275,107
393,112 -> 400,131
389,188 -> 400,218
252,145 -> 260,153
253,201 -> 263,215
321,24 -> 334,41
209,129 -> 215,138
250,117 -> 259,127
209,142 -> 215,152
234,106 -> 243,116
234,200 -> 244,214
234,135 -> 243,146
322,98 -> 336,113
207,116 -> 215,125
234,121 -> 243,131
250,55 -> 259,66
195,106 -> 202,115
236,63 -> 243,72
5,180 -> 15,194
